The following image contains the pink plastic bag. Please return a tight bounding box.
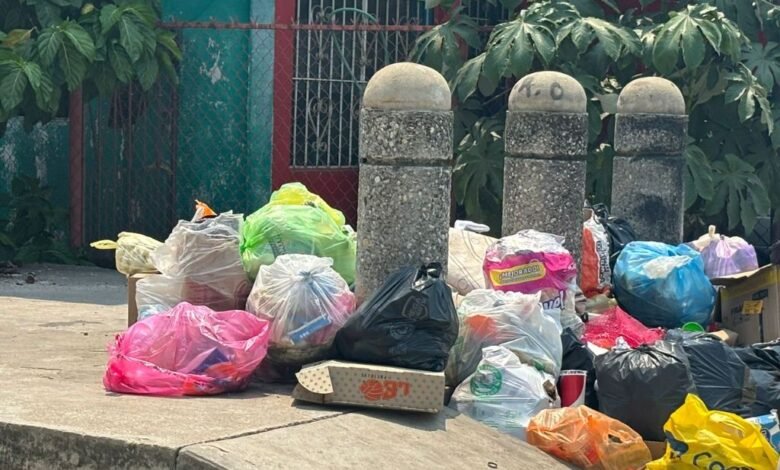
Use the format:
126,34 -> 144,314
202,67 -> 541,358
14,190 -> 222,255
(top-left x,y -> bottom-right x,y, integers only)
104,302 -> 271,396
583,307 -> 664,349
483,230 -> 578,314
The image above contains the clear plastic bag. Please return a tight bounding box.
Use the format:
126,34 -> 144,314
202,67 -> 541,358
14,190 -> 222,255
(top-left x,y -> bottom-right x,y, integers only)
246,254 -> 356,366
483,230 -> 579,318
240,184 -> 356,285
103,302 -> 271,396
446,289 -> 562,387
612,241 -> 715,328
136,213 -> 251,318
689,225 -> 759,278
90,232 -> 162,276
527,406 -> 652,470
450,346 -> 559,441
583,306 -> 665,349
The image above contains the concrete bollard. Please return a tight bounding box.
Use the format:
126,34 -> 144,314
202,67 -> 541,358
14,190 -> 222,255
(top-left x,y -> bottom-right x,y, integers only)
612,77 -> 687,245
355,62 -> 453,303
503,71 -> 588,263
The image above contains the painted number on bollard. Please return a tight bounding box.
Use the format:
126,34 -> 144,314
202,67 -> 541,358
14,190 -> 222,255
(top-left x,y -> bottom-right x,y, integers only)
516,77 -> 564,101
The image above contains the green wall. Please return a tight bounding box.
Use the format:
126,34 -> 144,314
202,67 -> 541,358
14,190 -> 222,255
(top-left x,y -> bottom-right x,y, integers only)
0,117 -> 70,218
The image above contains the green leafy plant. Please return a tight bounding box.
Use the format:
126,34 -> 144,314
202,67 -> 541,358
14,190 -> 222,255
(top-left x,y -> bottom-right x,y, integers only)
0,175 -> 82,264
414,0 -> 780,236
0,0 -> 181,134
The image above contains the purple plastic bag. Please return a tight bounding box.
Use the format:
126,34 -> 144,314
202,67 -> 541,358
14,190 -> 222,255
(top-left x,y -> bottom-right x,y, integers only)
689,226 -> 758,279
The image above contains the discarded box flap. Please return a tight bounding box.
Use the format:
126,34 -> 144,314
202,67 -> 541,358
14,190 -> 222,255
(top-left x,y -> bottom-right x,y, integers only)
711,265 -> 774,287
295,361 -> 334,395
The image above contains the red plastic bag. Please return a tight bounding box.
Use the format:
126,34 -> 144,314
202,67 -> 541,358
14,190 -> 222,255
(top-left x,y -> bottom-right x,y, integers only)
104,302 -> 271,396
583,307 -> 664,349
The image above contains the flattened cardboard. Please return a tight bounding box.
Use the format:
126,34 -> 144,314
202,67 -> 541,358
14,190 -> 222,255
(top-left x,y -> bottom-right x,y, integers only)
711,265 -> 780,345
293,360 -> 445,413
127,273 -> 158,326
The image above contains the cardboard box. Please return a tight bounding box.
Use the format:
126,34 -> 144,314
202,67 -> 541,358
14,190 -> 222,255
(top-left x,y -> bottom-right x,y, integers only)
293,360 -> 445,413
127,273 -> 158,327
711,265 -> 780,345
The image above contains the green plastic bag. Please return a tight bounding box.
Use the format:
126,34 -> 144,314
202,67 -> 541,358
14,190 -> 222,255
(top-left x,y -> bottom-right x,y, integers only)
240,184 -> 356,285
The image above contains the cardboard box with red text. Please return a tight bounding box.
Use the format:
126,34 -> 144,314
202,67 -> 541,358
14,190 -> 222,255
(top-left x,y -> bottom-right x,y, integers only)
293,360 -> 445,413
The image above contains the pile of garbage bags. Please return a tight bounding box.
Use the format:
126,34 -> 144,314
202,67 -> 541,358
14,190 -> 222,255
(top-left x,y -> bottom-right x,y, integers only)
93,185 -> 780,469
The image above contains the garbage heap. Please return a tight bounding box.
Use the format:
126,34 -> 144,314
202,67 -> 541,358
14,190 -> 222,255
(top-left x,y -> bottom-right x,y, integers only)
94,184 -> 780,470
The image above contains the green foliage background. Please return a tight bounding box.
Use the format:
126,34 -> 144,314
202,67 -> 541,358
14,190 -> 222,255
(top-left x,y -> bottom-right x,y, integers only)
413,0 -> 780,238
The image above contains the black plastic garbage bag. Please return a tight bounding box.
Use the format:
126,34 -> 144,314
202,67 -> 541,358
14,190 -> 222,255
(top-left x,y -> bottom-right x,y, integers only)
671,334 -> 755,416
560,328 -> 598,410
335,263 -> 459,372
595,341 -> 696,441
592,203 -> 637,269
735,342 -> 780,416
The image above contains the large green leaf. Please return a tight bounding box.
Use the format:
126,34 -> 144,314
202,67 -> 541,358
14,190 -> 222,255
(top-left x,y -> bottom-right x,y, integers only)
0,61 -> 27,111
743,42 -> 780,91
652,5 -> 743,74
452,53 -> 485,102
58,43 -> 88,90
36,28 -> 63,66
410,12 -> 479,81
683,143 -> 715,209
725,63 -> 773,133
558,17 -> 640,62
706,153 -> 771,232
118,16 -> 144,63
62,21 -> 96,61
136,53 -> 158,91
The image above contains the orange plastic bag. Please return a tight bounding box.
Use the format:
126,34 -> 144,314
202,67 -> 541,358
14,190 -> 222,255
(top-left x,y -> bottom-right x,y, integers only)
527,406 -> 652,470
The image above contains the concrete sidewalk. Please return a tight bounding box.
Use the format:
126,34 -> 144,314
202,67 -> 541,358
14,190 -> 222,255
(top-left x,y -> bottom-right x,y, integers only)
0,265 -> 567,469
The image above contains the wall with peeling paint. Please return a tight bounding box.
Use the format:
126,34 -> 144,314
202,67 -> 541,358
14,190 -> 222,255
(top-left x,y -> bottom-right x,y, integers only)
0,118 -> 69,217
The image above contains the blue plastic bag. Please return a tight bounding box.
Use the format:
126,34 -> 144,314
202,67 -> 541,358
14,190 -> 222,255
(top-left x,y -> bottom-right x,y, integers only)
613,242 -> 715,328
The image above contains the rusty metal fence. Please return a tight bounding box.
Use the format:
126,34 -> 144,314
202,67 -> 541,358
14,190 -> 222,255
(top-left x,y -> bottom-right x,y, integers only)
77,1 -> 507,248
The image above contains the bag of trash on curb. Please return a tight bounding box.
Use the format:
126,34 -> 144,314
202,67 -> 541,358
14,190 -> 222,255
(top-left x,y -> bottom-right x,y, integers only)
103,302 -> 271,396
335,263 -> 458,372
527,406 -> 652,470
592,204 -> 637,270
671,334 -> 755,417
613,241 -> 715,328
735,342 -> 780,416
646,394 -> 779,470
136,213 -> 251,318
90,232 -> 162,276
595,340 -> 696,441
246,254 -> 356,367
581,212 -> 612,298
583,306 -> 665,349
483,230 -> 578,316
450,346 -> 559,441
445,289 -> 562,386
561,328 -> 598,409
448,223 -> 495,295
689,225 -> 759,279
240,183 -> 356,285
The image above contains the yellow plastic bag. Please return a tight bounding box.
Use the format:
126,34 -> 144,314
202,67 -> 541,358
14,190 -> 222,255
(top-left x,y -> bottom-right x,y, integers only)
647,394 -> 779,470
527,406 -> 652,470
91,232 -> 162,276
266,182 -> 346,227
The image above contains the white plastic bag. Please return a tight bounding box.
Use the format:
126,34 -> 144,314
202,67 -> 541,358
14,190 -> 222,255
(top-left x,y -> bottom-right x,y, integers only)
247,254 -> 356,366
136,213 -> 251,318
448,227 -> 496,296
450,346 -> 559,440
90,232 -> 162,276
446,289 -> 562,387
